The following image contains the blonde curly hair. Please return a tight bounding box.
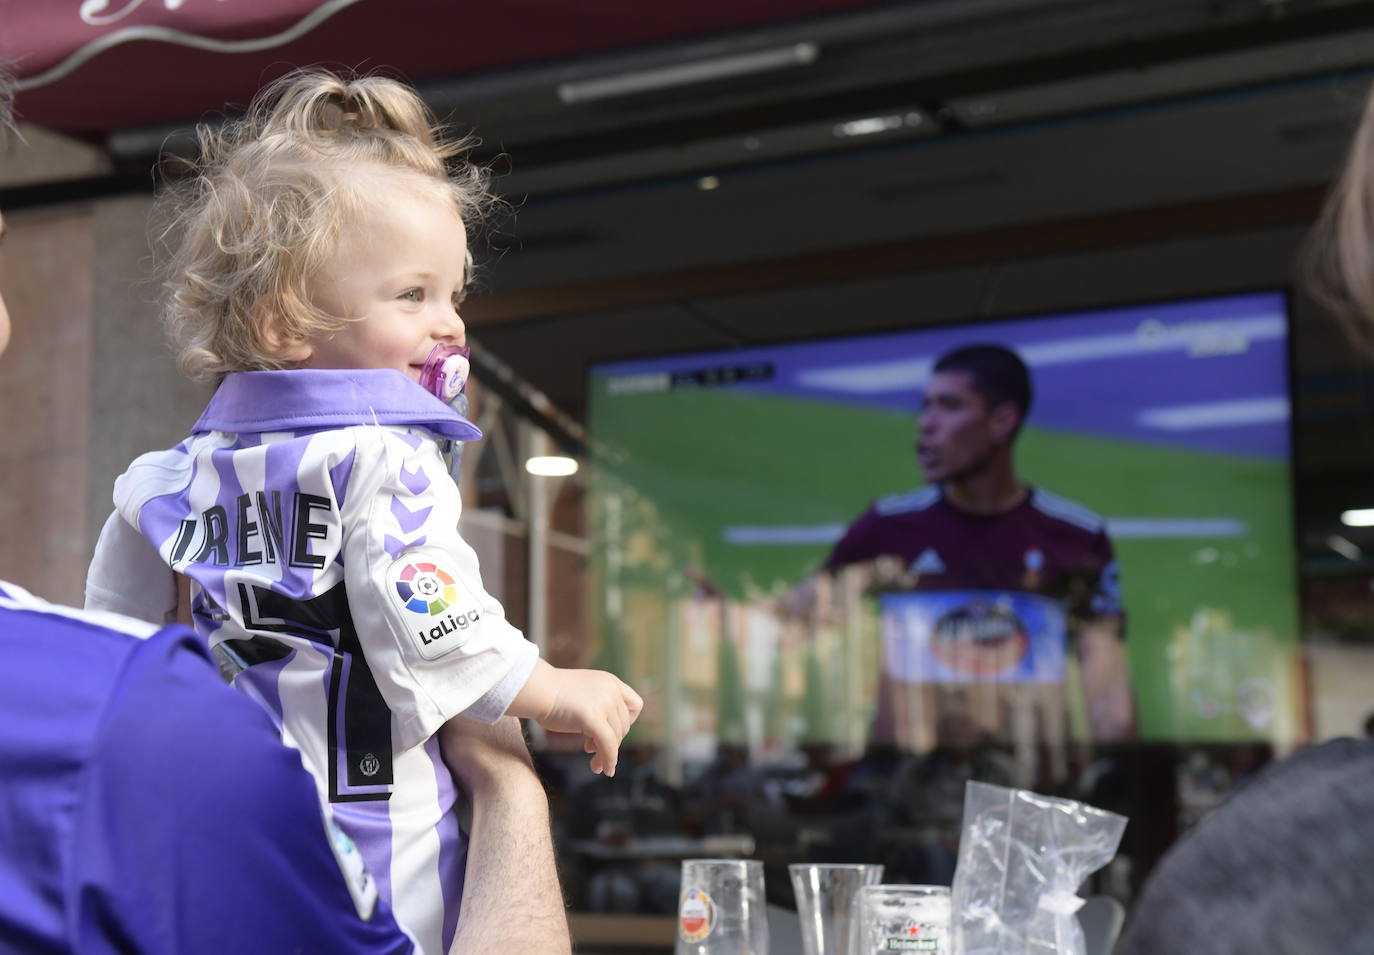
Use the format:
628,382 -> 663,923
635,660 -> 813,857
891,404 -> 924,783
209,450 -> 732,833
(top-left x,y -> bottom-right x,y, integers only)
158,68 -> 494,380
0,59 -> 13,134
1305,84 -> 1374,356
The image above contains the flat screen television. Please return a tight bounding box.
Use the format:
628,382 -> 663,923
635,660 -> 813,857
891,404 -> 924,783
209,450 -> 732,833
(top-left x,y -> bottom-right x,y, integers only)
586,291 -> 1299,768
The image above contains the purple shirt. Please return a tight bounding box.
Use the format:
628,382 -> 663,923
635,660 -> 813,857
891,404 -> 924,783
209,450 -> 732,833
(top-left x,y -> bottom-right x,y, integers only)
825,485 -> 1122,622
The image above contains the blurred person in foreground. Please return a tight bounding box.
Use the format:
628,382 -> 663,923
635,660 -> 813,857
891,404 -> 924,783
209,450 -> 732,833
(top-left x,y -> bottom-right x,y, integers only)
1117,738 -> 1374,953
1121,80 -> 1374,955
0,67 -> 570,954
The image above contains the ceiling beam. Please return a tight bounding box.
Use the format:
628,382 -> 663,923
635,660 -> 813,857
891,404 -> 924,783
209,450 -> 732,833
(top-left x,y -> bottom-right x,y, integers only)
465,183 -> 1329,326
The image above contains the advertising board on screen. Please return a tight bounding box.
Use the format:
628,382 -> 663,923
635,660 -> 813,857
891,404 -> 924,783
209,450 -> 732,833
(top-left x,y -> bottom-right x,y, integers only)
587,292 -> 1300,761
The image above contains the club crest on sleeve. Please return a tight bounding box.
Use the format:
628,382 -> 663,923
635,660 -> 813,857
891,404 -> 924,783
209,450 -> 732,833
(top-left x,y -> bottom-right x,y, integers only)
386,548 -> 482,660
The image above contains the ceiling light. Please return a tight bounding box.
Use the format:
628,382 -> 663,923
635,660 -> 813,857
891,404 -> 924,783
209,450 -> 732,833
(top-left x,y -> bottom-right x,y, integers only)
697,175 -> 721,191
833,114 -> 903,138
1329,535 -> 1363,561
1342,509 -> 1374,528
557,43 -> 819,104
525,456 -> 579,477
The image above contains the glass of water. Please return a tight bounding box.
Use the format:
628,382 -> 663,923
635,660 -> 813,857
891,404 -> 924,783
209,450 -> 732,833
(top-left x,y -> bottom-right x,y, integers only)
790,863 -> 884,955
676,858 -> 769,954
852,884 -> 951,954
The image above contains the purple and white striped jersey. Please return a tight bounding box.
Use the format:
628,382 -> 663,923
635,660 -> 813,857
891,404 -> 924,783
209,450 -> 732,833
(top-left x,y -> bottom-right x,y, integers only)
86,369 -> 539,955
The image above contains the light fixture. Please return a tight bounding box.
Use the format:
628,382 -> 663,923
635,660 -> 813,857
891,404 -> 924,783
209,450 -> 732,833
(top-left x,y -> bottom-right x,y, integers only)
833,114 -> 904,138
1342,508 -> 1374,527
525,456 -> 579,477
1329,535 -> 1363,561
697,175 -> 721,191
557,43 -> 819,104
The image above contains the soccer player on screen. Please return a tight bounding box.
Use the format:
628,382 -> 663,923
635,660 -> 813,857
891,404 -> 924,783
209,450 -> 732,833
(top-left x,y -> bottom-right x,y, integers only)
824,344 -> 1137,744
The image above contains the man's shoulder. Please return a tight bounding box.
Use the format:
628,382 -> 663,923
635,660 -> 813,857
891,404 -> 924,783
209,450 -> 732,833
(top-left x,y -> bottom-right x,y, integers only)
0,584 -> 215,776
1028,487 -> 1108,536
0,582 -> 161,650
872,486 -> 942,519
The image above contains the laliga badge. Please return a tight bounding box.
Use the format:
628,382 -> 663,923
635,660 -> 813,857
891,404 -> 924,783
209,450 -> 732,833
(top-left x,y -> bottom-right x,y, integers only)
678,887 -> 715,942
386,548 -> 482,661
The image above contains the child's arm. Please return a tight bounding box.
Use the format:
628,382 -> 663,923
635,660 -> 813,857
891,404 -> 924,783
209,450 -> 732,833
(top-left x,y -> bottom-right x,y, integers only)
85,511 -> 179,624
339,430 -> 642,771
506,659 -> 644,777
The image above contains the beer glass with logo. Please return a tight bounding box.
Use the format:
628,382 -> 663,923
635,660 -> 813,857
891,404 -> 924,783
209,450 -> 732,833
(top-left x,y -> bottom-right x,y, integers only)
852,884 -> 950,954
677,859 -> 769,954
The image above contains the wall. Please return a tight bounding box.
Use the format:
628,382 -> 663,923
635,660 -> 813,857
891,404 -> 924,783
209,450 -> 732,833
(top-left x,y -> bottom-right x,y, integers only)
1,125 -> 205,600
0,205 -> 94,597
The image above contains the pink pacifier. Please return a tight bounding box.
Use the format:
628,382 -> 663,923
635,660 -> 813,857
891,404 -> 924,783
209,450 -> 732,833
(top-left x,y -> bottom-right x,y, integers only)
418,343 -> 470,403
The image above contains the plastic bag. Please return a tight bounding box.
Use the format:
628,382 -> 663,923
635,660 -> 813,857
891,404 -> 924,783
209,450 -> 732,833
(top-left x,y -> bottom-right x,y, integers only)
950,781 -> 1127,955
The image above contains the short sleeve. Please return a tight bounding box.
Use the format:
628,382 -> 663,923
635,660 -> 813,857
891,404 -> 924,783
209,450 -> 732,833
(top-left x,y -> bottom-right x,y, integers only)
85,510 -> 178,624
71,626 -> 415,954
824,505 -> 882,570
341,429 -> 538,751
1083,529 -> 1125,626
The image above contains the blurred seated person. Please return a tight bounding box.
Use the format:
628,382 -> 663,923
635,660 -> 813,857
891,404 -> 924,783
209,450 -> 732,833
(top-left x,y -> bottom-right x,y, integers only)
683,741 -> 787,836
563,743 -> 683,914
875,707 -> 1020,885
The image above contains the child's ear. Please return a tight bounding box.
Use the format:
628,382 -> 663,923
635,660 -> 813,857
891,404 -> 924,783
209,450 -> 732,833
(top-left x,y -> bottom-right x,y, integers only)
253,301 -> 313,362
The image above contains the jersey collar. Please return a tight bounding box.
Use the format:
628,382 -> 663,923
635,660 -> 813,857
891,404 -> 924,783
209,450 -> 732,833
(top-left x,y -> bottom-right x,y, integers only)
193,369 -> 483,442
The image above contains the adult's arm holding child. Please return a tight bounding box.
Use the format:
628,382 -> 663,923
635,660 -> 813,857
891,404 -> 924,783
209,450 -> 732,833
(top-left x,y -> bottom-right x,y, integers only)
440,716 -> 572,954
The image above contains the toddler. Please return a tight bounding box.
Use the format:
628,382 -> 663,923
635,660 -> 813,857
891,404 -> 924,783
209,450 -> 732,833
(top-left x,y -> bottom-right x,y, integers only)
86,69 -> 641,954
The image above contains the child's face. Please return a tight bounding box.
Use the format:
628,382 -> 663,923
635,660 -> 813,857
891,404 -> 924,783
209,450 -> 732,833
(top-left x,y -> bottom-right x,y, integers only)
300,183 -> 467,384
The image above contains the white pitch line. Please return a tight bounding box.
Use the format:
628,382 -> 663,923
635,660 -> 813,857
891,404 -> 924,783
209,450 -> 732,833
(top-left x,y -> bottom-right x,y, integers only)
1137,397 -> 1289,431
794,313 -> 1285,395
722,516 -> 1249,545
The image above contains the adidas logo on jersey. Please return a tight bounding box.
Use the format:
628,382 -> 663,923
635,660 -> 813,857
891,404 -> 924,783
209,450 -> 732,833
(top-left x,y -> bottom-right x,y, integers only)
911,548 -> 946,576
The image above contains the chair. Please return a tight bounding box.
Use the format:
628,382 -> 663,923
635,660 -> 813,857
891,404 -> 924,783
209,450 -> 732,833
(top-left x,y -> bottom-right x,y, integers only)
767,903 -> 805,953
1077,894 -> 1126,955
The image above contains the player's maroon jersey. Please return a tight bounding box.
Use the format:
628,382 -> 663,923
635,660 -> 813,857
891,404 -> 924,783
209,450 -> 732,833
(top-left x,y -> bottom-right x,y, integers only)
824,485 -> 1122,624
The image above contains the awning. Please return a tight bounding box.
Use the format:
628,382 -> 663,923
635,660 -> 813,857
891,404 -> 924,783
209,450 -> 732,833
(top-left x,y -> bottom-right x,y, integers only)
1,0 -> 890,135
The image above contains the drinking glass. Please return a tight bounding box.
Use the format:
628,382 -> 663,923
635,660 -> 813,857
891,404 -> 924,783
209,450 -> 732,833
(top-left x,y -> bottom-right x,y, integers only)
789,863 -> 884,955
852,884 -> 951,954
676,858 -> 769,954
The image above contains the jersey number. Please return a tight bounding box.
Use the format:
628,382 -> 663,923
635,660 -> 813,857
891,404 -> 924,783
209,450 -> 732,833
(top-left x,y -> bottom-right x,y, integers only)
234,581 -> 394,802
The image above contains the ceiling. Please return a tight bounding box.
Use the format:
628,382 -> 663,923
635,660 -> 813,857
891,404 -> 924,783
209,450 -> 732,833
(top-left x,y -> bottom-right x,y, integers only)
11,0 -> 1374,562
446,0 -> 1374,384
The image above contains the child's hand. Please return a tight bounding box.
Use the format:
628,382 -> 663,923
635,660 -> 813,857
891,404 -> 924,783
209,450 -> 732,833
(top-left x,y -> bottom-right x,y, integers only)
508,660 -> 644,775
541,668 -> 643,776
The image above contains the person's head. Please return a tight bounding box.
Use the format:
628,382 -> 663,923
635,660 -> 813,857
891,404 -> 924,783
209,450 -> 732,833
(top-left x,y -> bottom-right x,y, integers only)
933,707 -> 980,756
0,59 -> 14,359
1305,83 -> 1374,354
159,68 -> 495,385
1120,738 -> 1374,954
916,344 -> 1032,484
